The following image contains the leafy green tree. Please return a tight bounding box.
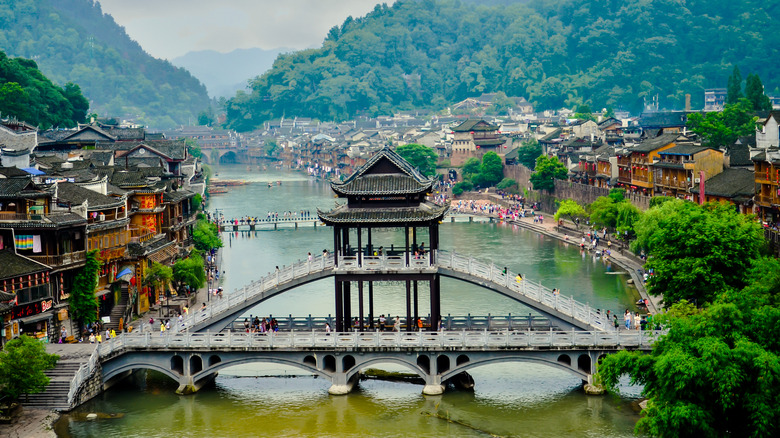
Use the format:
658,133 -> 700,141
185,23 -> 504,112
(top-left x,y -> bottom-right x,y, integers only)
173,254 -> 207,291
648,195 -> 674,208
745,73 -> 772,112
615,201 -> 642,237
70,250 -> 100,328
265,139 -> 279,157
452,181 -> 473,196
479,151 -> 504,186
515,139 -> 542,170
185,138 -> 202,159
197,109 -> 214,126
599,257 -> 780,438
573,103 -> 596,121
496,178 -> 517,190
588,196 -> 618,229
461,157 -> 481,179
192,194 -> 203,211
631,200 -> 763,306
686,100 -> 757,150
396,143 -> 437,177
603,107 -> 615,118
193,220 -> 222,252
554,199 -> 587,226
726,65 -> 743,105
530,155 -> 567,192
608,188 -> 625,203
0,335 -> 59,400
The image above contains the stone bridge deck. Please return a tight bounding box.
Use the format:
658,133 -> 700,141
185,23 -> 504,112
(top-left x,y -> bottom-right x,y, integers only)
177,251 -> 613,334
97,330 -> 658,396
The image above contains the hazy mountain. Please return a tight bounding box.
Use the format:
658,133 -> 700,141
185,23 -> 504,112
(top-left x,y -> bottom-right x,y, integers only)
173,48 -> 290,98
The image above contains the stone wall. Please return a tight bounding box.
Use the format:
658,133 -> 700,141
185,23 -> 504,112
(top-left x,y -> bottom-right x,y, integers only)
72,363 -> 104,409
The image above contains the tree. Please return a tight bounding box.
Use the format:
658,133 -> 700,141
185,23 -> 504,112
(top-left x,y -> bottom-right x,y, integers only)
588,196 -> 618,228
0,335 -> 59,400
631,200 -> 763,306
554,200 -> 587,226
599,257 -> 780,438
614,201 -> 641,237
185,138 -> 202,159
461,157 -> 481,179
745,73 -> 772,112
686,100 -> 757,150
479,151 -> 504,186
573,103 -> 596,121
70,250 -> 100,328
608,188 -> 625,203
193,219 -> 222,252
197,109 -> 214,126
726,65 -> 743,105
451,181 -> 473,196
396,143 -> 437,177
516,139 -> 542,170
173,254 -> 207,291
496,178 -> 517,191
530,155 -> 567,192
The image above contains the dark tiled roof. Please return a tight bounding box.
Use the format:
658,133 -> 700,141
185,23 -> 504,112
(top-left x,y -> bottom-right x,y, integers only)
474,138 -> 505,147
0,167 -> 30,178
113,139 -> 187,161
332,146 -> 435,195
0,177 -> 42,199
104,127 -> 145,141
539,128 -> 563,142
332,175 -> 431,195
689,168 -> 755,198
0,249 -> 49,280
632,133 -> 684,153
658,145 -> 715,156
163,189 -> 195,203
638,112 -> 689,128
728,142 -> 752,166
110,170 -> 150,188
318,203 -> 449,224
56,182 -> 124,210
452,119 -> 498,132
652,161 -> 685,169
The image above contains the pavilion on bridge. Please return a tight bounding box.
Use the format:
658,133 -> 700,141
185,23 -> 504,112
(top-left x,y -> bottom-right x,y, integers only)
318,146 -> 448,332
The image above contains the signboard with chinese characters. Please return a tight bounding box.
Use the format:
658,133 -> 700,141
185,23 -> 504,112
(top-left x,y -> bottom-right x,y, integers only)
10,298 -> 53,320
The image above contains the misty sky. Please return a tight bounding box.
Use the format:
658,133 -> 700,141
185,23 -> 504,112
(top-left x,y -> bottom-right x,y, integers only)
99,0 -> 390,60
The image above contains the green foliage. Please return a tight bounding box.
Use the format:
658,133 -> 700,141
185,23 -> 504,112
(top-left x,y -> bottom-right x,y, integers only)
265,139 -> 279,157
599,257 -> 780,437
192,193 -> 203,211
193,219 -> 222,252
727,66 -> 743,105
478,152 -> 504,186
745,73 -> 772,112
461,157 -> 481,179
608,188 -> 625,203
588,196 -> 618,228
686,100 -> 758,149
225,0 -> 780,129
173,254 -> 206,291
573,103 -> 596,121
452,181 -> 473,196
144,262 -> 173,288
396,143 -> 437,177
516,139 -> 542,170
530,155 -> 567,192
0,0 -> 209,128
554,199 -> 587,224
0,335 -> 58,400
496,178 -> 517,190
0,51 -> 88,128
632,200 -> 763,306
185,138 -> 202,159
614,201 -> 641,236
197,108 -> 214,126
649,195 -> 674,208
70,249 -> 100,326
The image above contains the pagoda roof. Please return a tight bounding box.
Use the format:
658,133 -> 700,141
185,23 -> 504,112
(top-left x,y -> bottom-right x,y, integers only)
331,146 -> 436,196
318,202 -> 449,225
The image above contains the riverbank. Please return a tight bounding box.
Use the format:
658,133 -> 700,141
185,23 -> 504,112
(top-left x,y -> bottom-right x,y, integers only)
0,407 -> 57,438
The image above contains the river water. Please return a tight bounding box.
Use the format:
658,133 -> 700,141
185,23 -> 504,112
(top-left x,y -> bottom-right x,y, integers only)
59,164 -> 645,437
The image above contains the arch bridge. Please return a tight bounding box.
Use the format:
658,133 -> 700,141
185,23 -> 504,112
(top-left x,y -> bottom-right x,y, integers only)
97,330 -> 657,397
178,251 -> 613,334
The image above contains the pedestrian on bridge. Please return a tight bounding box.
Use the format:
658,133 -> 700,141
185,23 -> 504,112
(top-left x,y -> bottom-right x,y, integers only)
393,316 -> 401,332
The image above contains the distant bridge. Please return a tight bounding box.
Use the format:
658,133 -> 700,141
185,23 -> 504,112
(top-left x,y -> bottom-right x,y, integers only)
176,251 -> 613,334
96,330 -> 659,396
216,214 -> 492,231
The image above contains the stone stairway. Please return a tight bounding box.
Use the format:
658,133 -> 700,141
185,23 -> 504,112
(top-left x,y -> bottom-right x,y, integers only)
22,344 -> 96,412
106,284 -> 130,331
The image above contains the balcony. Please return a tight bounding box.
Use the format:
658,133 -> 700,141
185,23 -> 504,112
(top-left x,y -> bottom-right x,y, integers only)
28,250 -> 86,267
0,211 -> 43,222
756,194 -> 778,206
129,226 -> 156,244
655,179 -> 690,190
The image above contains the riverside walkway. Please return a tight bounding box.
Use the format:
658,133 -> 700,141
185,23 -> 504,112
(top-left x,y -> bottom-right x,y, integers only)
93,329 -> 658,397
173,250 -> 614,334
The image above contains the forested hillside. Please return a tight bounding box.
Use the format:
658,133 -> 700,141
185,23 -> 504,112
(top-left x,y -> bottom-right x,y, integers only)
0,0 -> 210,128
226,0 -> 780,131
0,50 -> 88,128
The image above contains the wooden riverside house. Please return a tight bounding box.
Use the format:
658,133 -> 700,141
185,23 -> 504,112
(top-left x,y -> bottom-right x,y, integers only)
318,147 -> 449,332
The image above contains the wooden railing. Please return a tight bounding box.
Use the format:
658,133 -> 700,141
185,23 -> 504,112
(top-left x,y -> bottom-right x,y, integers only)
28,250 -> 87,267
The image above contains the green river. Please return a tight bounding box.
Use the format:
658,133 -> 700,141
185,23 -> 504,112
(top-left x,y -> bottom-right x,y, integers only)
57,164 -> 646,437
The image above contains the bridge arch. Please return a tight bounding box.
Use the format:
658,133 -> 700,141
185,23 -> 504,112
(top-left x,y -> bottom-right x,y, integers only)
103,362 -> 183,385
438,354 -> 590,383
190,354 -> 331,384
343,356 -> 429,383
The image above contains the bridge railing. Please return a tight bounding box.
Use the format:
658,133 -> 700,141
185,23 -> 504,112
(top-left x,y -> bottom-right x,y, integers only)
437,251 -> 613,331
97,329 -> 661,356
174,250 -> 613,333
66,345 -> 100,408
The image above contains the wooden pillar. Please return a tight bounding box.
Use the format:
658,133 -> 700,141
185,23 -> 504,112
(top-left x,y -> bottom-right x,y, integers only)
342,228 -> 350,255
430,224 -> 438,265
344,282 -> 352,331
430,274 -> 441,332
357,226 -> 362,267
405,280 -> 412,332
367,228 -> 373,256
413,280 -> 419,329
333,227 -> 340,266
358,281 -> 364,331
368,281 -> 374,329
404,226 -> 410,267
335,280 -> 343,332
412,227 -> 418,253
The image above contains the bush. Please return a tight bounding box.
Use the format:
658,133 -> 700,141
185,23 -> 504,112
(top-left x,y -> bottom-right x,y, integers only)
452,181 -> 474,196
496,178 -> 517,190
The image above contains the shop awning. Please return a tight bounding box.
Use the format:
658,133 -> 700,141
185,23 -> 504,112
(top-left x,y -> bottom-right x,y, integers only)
95,288 -> 112,297
18,312 -> 53,325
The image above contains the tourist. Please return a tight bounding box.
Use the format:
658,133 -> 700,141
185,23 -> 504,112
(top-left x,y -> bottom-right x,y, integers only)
308,252 -> 312,262
89,333 -> 96,343
379,314 -> 386,331
60,326 -> 67,343
201,302 -> 207,312
325,322 -> 331,333
624,310 -> 631,329
393,316 -> 401,332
